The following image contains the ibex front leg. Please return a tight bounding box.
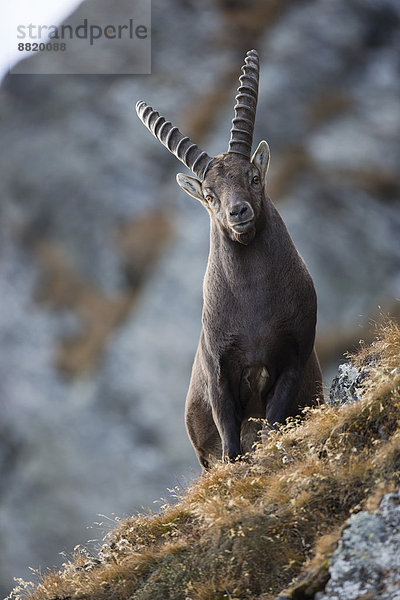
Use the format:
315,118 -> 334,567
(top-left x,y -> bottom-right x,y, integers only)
265,365 -> 302,429
209,377 -> 242,463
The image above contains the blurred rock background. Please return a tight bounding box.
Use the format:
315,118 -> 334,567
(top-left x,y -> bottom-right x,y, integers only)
0,0 -> 399,595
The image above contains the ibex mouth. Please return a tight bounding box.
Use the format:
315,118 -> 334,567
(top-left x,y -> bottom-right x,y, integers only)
232,219 -> 254,233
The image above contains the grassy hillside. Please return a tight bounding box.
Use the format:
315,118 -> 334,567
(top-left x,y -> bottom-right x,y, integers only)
9,319 -> 400,600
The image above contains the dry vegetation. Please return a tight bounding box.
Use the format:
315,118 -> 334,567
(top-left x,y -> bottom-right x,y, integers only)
9,319 -> 400,600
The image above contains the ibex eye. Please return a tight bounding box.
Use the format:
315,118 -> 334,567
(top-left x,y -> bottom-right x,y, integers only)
206,195 -> 214,203
252,175 -> 260,185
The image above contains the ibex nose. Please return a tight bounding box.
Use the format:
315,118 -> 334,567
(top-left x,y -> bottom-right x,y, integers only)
229,204 -> 249,218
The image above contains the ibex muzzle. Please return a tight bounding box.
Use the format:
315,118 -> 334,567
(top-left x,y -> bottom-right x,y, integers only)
136,49 -> 323,470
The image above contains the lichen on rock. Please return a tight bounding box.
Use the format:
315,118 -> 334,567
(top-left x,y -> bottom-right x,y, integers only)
329,356 -> 377,406
315,489 -> 400,600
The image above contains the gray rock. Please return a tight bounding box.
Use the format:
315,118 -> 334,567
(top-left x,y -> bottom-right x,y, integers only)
329,358 -> 376,406
316,489 -> 400,600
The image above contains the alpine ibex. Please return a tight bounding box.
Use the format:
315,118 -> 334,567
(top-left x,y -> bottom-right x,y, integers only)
136,49 -> 323,470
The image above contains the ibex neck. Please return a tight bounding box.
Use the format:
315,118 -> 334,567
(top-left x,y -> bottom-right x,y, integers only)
207,197 -> 297,289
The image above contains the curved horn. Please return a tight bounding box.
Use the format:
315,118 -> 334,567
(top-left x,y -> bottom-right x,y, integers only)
136,101 -> 213,180
228,49 -> 259,159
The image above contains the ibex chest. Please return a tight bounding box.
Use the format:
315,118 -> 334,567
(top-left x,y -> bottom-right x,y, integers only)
203,237 -> 315,354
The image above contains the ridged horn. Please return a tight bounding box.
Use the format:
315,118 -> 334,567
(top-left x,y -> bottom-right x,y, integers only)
136,101 -> 213,180
228,49 -> 259,159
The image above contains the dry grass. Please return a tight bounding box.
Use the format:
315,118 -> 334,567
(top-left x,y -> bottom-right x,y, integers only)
8,318 -> 400,600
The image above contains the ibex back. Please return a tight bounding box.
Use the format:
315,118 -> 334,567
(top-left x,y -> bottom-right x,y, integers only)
136,49 -> 323,470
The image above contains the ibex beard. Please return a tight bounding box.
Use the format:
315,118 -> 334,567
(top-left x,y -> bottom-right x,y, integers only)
136,49 -> 323,471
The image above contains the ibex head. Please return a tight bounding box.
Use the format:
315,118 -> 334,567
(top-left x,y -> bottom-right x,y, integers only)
136,49 -> 270,245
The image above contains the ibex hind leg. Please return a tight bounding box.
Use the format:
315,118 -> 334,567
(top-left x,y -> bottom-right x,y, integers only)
297,349 -> 324,409
262,349 -> 323,442
240,418 -> 263,455
185,384 -> 222,471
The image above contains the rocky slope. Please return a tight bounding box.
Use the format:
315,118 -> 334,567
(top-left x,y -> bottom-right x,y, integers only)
7,319 -> 400,600
1,0 -> 400,595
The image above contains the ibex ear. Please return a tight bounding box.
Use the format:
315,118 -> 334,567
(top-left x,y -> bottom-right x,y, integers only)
176,173 -> 203,201
251,141 -> 270,182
